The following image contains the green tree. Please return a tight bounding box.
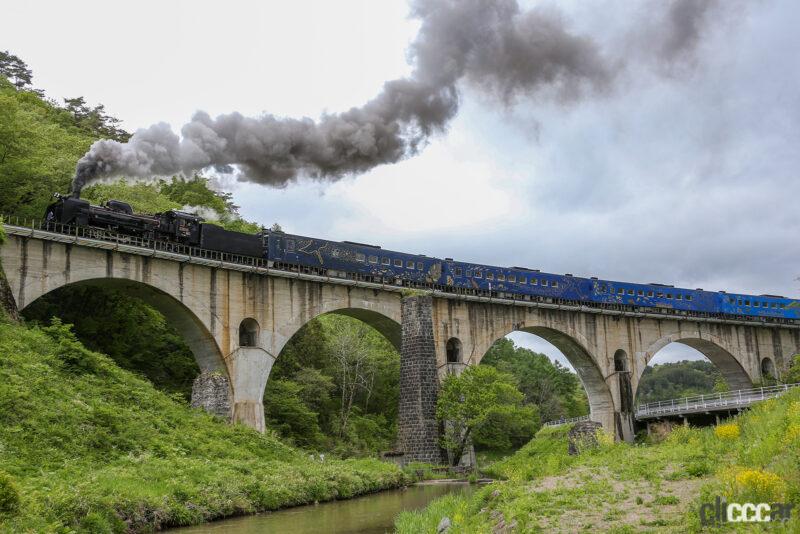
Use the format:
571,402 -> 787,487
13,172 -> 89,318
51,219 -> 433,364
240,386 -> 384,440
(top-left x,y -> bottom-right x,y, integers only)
637,360 -> 724,403
437,365 -> 531,465
264,379 -> 326,449
482,338 -> 588,421
0,51 -> 32,89
784,355 -> 800,384
62,96 -> 130,142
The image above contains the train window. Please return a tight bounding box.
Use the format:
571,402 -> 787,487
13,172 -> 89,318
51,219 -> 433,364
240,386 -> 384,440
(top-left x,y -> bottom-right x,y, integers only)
666,293 -> 672,299
676,294 -> 682,300
407,260 -> 415,269
356,253 -> 366,262
508,275 -> 516,283
455,267 -> 463,276
542,280 -> 549,287
475,271 -> 482,279
600,284 -> 607,292
754,302 -> 760,307
382,257 -> 390,265
657,292 -> 663,298
648,291 -> 654,297
417,262 -> 424,270
618,288 -> 624,294
552,281 -> 558,287
531,278 -> 537,285
369,255 -> 378,264
519,277 -> 526,284
772,303 -> 777,308
627,289 -> 634,296
286,240 -> 295,252
745,300 -> 750,306
780,303 -> 786,308
466,270 -> 472,277
686,295 -> 692,301
738,299 -> 742,305
497,274 -> 506,281
637,290 -> 644,296
486,273 -> 494,280
394,259 -> 403,267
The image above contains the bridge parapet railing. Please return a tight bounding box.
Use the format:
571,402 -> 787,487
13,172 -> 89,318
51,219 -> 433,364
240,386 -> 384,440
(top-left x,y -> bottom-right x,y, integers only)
635,383 -> 800,419
1,214 -> 268,268
544,415 -> 590,427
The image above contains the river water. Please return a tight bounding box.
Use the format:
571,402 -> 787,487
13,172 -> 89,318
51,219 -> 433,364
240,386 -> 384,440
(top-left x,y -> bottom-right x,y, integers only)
173,482 -> 475,534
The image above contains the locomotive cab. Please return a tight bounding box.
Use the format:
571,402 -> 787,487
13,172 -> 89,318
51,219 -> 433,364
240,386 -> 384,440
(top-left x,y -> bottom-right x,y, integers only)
44,194 -> 90,226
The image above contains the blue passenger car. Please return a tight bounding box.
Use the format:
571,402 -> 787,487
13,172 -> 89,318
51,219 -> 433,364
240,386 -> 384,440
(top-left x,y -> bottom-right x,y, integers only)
267,231 -> 442,284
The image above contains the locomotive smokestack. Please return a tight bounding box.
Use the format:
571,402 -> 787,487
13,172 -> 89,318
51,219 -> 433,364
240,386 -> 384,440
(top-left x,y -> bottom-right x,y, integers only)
71,0 -> 726,192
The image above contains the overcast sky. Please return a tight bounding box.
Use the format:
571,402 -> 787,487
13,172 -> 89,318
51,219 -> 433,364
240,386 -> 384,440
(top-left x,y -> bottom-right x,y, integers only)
6,0 -> 800,371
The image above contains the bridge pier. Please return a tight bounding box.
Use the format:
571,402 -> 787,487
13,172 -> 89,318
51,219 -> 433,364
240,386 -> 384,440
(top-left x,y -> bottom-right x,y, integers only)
397,295 -> 444,464
226,347 -> 275,432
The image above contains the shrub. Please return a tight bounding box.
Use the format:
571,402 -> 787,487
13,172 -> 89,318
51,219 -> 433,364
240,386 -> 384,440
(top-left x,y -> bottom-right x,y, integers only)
595,428 -> 615,448
0,471 -> 20,514
714,423 -> 740,440
733,468 -> 786,501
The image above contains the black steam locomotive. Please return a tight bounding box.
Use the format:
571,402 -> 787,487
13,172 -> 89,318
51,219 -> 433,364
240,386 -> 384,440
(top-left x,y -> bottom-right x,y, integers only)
44,194 -> 263,256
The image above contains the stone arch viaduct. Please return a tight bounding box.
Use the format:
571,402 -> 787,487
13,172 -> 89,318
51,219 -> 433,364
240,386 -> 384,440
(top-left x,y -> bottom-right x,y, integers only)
2,225 -> 799,461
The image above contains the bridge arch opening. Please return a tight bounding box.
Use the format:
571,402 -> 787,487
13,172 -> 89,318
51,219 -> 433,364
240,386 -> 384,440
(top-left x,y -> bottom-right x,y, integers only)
635,340 -> 752,413
479,330 -> 605,432
21,278 -> 226,398
264,308 -> 401,452
446,337 -> 462,363
239,318 -> 260,347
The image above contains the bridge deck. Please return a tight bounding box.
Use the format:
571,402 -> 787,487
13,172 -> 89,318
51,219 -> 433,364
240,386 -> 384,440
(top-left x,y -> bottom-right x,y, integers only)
3,217 -> 797,329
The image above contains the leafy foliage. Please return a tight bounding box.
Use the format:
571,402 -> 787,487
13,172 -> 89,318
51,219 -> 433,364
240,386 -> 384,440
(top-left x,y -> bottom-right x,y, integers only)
481,338 -> 588,422
784,354 -> 800,384
264,314 -> 400,456
0,471 -> 20,515
637,359 -> 725,404
437,365 -> 535,465
0,51 -> 32,89
24,289 -> 200,398
0,317 -> 406,532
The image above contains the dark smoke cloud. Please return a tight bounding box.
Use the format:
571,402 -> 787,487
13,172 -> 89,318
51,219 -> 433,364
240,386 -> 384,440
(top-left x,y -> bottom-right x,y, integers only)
71,0 -> 724,195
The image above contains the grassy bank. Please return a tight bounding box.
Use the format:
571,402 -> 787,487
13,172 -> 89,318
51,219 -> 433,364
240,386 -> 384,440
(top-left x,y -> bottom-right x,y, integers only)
0,317 -> 407,532
397,390 -> 800,533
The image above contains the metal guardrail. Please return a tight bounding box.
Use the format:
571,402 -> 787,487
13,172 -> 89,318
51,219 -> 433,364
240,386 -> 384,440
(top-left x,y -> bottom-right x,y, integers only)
635,383 -> 800,420
544,415 -> 590,427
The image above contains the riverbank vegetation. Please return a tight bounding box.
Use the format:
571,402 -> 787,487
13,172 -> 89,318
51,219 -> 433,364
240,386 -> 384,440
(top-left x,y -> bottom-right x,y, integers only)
397,387 -> 800,532
0,314 -> 406,532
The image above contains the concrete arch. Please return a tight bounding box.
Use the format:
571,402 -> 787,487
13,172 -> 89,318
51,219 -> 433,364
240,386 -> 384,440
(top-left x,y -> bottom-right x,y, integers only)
21,277 -> 227,375
277,306 -> 402,358
474,325 -> 616,436
266,281 -> 403,357
637,333 -> 754,396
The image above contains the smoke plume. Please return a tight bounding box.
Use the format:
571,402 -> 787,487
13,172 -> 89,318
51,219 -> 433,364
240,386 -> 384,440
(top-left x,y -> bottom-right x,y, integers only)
72,0 -> 724,195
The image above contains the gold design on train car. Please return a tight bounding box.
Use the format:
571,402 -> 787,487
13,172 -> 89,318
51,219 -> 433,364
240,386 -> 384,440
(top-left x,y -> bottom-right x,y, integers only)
297,239 -> 329,265
426,262 -> 442,284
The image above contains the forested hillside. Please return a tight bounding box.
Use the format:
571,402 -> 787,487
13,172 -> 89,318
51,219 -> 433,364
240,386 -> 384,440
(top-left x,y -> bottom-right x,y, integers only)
637,360 -> 727,404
